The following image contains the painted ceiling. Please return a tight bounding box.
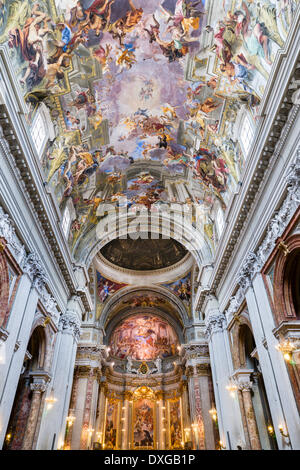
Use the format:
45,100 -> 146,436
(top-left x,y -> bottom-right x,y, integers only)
0,0 -> 297,257
100,236 -> 187,270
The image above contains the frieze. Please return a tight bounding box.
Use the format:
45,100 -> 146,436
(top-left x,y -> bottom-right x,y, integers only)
0,205 -> 60,323
182,343 -> 209,356
235,147 -> 300,295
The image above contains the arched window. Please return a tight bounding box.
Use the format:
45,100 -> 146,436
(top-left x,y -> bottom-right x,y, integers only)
216,206 -> 225,238
31,110 -> 47,156
62,206 -> 71,238
240,114 -> 254,157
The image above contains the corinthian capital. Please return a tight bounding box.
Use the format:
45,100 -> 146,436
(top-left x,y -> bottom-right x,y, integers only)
59,311 -> 81,341
0,206 -> 26,264
205,314 -> 226,338
30,382 -> 47,393
236,252 -> 259,291
232,369 -> 253,392
23,252 -> 47,290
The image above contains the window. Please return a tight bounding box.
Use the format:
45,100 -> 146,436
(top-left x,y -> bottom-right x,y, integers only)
62,206 -> 71,237
31,111 -> 46,155
240,114 -> 254,156
216,207 -> 225,237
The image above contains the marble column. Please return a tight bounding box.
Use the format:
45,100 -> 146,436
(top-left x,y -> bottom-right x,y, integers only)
196,363 -> 216,450
186,366 -> 205,450
159,397 -> 167,449
205,298 -> 246,450
81,369 -> 96,450
22,374 -> 50,450
234,370 -> 261,450
155,395 -> 164,450
183,343 -> 216,450
116,400 -> 122,450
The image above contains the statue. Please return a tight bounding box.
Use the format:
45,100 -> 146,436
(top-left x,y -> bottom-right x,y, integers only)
154,357 -> 162,373
126,356 -> 133,373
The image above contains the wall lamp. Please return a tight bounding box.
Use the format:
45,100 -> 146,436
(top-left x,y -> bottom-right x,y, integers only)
219,440 -> 226,450
275,340 -> 296,364
278,424 -> 290,444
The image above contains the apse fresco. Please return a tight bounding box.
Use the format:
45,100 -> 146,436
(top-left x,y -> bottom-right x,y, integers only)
1,0 -> 298,255
109,314 -> 179,360
133,399 -> 154,448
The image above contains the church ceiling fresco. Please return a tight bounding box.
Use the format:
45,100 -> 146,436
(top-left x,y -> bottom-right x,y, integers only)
109,313 -> 179,360
0,0 -> 298,254
100,236 -> 187,270
163,272 -> 192,315
96,270 -> 126,303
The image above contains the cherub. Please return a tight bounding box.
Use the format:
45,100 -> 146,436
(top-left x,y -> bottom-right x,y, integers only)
144,14 -> 160,43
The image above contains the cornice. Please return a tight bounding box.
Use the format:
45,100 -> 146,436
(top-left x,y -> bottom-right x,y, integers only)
0,101 -> 90,311
196,19 -> 300,311
224,149 -> 300,319
95,250 -> 194,285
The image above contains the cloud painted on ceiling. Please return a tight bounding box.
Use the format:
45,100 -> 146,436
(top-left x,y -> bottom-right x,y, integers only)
0,0 -> 296,254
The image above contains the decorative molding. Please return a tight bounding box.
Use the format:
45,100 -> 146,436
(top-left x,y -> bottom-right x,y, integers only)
196,48 -> 300,312
182,343 -> 209,361
59,311 -> 81,341
29,370 -> 51,393
236,147 -> 300,289
0,326 -> 9,342
223,147 -> 300,319
0,205 -> 26,266
0,204 -> 60,323
232,369 -> 254,392
0,102 -> 91,312
205,314 -> 226,339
